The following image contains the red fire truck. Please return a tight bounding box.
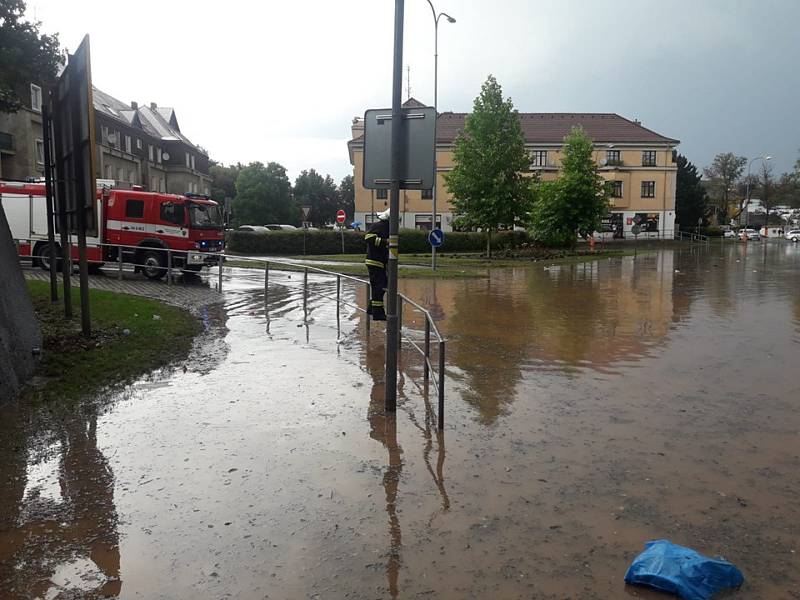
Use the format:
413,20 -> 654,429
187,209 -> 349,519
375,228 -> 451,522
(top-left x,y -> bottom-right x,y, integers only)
2,180 -> 225,279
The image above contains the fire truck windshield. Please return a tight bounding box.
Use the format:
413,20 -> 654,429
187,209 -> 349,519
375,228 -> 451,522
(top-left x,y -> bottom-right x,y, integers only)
188,202 -> 223,229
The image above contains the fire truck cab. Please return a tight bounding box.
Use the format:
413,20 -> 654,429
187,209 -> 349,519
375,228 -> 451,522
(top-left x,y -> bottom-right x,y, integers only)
103,188 -> 224,278
2,180 -> 225,280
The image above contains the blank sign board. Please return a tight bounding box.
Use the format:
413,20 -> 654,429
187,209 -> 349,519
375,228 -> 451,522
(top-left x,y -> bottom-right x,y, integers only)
362,107 -> 436,190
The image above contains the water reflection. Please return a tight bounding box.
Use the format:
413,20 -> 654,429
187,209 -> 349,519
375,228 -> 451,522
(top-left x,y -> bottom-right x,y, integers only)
364,338 -> 403,598
0,405 -> 121,597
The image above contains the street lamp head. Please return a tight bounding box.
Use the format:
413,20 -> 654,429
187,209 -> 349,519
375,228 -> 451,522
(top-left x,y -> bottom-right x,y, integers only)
446,15 -> 456,23
764,155 -> 772,161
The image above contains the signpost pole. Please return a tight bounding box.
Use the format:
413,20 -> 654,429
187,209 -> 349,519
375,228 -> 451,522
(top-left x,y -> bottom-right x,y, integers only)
384,0 -> 405,413
42,104 -> 58,302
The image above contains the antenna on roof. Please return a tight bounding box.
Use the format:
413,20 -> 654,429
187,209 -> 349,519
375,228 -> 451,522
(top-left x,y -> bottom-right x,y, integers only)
406,65 -> 411,101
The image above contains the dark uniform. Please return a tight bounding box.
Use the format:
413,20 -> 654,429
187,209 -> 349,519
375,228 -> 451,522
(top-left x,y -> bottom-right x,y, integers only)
364,218 -> 389,320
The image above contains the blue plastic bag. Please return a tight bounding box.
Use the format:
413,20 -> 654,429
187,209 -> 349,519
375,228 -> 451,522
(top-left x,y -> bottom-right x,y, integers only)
624,539 -> 744,600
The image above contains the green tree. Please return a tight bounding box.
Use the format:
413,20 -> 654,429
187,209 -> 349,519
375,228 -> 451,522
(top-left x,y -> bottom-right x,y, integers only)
0,0 -> 64,113
444,75 -> 532,256
232,162 -> 297,226
338,174 -> 355,218
209,162 -> 240,203
526,127 -> 610,247
703,152 -> 746,222
674,153 -> 708,229
294,168 -> 338,226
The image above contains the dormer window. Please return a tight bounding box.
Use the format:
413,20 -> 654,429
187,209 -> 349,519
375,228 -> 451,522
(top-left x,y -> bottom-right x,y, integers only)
30,84 -> 42,112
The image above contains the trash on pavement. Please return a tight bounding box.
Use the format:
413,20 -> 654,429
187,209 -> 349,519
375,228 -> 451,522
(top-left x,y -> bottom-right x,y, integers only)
624,539 -> 744,600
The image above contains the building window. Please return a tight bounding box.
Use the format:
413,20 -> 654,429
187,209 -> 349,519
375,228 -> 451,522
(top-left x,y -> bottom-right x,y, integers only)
156,148 -> 162,164
30,84 -> 42,112
150,176 -> 156,191
642,151 -> 657,167
117,167 -> 125,181
128,170 -> 136,185
125,135 -> 132,154
125,199 -> 145,218
136,138 -> 142,150
35,139 -> 45,165
185,152 -> 190,167
421,189 -> 433,199
377,189 -> 388,199
606,150 -> 621,166
148,144 -> 154,161
611,180 -> 623,198
159,178 -> 165,192
105,164 -> 113,179
641,181 -> 656,198
531,150 -> 548,167
101,125 -> 109,144
190,155 -> 195,170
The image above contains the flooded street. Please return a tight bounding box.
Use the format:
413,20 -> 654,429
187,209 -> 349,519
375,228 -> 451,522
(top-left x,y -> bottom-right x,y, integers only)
2,242 -> 799,599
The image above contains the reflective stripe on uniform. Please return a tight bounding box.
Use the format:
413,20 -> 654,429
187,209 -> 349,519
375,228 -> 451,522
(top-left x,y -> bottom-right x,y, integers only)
365,233 -> 377,240
365,259 -> 385,268
371,301 -> 384,307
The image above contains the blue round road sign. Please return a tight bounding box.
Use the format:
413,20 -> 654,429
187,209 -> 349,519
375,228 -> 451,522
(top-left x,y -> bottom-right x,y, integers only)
428,228 -> 444,248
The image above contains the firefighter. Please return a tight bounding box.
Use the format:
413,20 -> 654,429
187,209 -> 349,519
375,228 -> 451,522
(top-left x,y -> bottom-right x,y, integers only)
364,208 -> 390,321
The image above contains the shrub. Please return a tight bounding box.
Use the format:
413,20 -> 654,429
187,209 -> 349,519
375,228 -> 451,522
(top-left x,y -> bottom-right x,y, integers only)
226,228 -> 531,255
701,226 -> 723,237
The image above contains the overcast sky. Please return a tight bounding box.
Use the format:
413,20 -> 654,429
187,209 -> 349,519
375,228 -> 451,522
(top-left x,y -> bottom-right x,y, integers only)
28,0 -> 800,182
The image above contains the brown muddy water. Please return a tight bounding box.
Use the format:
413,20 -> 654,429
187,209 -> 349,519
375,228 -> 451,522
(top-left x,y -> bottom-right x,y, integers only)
1,242 -> 799,599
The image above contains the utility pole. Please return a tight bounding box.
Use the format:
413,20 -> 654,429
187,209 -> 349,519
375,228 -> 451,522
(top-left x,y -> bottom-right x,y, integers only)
384,0 -> 405,413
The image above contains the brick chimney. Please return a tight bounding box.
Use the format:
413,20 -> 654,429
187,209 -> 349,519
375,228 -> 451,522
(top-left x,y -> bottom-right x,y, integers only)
131,101 -> 138,110
150,102 -> 157,109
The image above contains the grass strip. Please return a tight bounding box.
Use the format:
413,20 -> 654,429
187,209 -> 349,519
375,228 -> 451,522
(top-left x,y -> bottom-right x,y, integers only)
25,280 -> 201,402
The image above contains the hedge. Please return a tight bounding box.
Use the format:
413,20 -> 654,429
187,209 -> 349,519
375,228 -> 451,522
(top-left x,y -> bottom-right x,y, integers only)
226,228 -> 533,255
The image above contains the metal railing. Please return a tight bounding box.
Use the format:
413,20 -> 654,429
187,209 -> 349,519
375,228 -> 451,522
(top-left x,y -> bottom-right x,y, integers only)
235,254 -> 447,430
675,230 -> 710,246
15,237 -> 225,288
16,238 -> 447,428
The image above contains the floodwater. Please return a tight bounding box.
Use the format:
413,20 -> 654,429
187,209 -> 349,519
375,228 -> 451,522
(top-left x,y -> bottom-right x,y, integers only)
2,242 -> 799,599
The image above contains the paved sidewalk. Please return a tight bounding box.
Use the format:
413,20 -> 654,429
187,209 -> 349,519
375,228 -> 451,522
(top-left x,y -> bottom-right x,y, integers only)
23,267 -> 221,309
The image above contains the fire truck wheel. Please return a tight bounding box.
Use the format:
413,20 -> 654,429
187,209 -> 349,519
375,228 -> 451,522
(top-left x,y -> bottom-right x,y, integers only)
141,250 -> 167,280
35,242 -> 62,272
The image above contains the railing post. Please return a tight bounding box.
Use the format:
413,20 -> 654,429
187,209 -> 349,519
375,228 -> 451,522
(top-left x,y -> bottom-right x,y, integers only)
167,249 -> 172,285
264,261 -> 269,295
365,282 -> 371,333
218,253 -> 223,292
438,340 -> 445,431
117,245 -> 123,280
423,319 -> 431,382
397,296 -> 403,350
303,267 -> 308,312
336,274 -> 341,339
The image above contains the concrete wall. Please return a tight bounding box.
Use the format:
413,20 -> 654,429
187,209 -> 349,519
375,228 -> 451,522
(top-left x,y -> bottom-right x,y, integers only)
0,204 -> 42,401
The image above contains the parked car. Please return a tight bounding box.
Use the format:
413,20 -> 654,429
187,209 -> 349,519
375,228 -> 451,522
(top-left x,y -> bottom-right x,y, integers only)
723,230 -> 736,239
739,228 -> 761,241
264,224 -> 298,231
237,225 -> 270,233
785,229 -> 800,242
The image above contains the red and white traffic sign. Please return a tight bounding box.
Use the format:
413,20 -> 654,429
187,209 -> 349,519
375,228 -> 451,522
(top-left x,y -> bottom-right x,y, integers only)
336,209 -> 346,224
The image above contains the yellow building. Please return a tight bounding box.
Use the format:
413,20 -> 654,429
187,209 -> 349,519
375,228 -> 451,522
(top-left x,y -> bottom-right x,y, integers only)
347,99 -> 680,238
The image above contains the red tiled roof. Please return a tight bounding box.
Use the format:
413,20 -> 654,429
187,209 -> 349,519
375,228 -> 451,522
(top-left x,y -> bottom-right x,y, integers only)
436,112 -> 678,145
349,112 -> 679,146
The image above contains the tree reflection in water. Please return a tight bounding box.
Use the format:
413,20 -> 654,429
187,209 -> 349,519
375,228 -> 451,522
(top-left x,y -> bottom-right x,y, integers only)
0,403 -> 121,598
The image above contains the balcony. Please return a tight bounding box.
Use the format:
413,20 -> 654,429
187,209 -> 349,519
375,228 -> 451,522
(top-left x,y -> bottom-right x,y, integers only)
0,132 -> 14,154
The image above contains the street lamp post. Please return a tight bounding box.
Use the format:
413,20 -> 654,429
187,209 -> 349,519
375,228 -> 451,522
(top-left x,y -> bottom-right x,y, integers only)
744,155 -> 771,231
426,0 -> 455,270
